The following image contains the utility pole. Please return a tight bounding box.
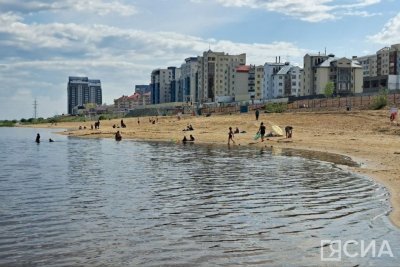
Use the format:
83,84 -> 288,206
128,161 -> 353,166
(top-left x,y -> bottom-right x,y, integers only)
33,98 -> 38,119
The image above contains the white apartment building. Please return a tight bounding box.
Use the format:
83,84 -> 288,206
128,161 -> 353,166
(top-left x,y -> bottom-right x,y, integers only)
263,61 -> 286,100
270,64 -> 303,98
197,50 -> 246,103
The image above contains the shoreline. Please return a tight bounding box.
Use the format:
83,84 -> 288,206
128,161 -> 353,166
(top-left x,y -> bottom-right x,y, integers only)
20,109 -> 400,227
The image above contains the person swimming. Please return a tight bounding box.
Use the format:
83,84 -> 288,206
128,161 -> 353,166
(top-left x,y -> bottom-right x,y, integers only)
115,131 -> 122,141
35,133 -> 40,143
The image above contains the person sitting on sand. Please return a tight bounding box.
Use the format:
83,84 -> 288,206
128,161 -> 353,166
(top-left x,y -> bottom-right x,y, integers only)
285,126 -> 293,138
234,127 -> 240,134
190,134 -> 195,141
115,131 -> 122,141
182,136 -> 188,142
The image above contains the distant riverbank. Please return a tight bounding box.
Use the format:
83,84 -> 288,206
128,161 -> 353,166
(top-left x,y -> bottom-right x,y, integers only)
21,109 -> 400,227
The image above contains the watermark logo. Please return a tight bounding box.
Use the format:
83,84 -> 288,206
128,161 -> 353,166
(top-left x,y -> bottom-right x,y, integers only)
320,240 -> 394,261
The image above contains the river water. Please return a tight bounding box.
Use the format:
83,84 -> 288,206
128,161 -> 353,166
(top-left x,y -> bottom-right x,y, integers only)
0,127 -> 399,266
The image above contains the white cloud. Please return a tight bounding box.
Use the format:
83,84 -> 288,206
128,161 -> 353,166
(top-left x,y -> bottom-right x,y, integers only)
367,13 -> 400,44
213,0 -> 381,22
0,0 -> 137,16
0,13 -> 306,65
0,13 -> 308,118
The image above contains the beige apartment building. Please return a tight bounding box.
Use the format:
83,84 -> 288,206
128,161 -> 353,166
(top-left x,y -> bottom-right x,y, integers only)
314,56 -> 363,95
303,53 -> 362,95
302,53 -> 329,95
197,50 -> 246,103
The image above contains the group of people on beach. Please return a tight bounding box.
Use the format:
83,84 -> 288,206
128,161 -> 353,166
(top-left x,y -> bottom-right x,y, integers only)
39,109 -> 294,146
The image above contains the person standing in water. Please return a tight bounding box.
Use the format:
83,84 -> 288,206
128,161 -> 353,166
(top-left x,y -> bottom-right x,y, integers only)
35,133 -> 40,143
228,127 -> 235,145
115,131 -> 122,141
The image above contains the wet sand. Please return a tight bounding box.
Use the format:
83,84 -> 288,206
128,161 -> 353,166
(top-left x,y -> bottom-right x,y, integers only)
23,109 -> 400,227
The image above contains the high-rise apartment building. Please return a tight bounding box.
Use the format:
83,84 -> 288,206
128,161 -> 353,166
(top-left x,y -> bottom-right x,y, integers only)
197,50 -> 246,103
67,76 -> 102,115
168,67 -> 181,103
150,68 -> 173,104
180,57 -> 199,103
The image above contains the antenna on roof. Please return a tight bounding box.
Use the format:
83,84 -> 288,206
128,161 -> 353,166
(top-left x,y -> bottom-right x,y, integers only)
325,47 -> 327,55
33,98 -> 38,119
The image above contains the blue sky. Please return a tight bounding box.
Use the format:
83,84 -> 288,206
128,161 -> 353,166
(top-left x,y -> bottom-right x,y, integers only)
0,0 -> 400,119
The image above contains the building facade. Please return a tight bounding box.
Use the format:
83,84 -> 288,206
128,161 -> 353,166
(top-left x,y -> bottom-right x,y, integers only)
262,60 -> 286,100
302,53 -> 330,96
135,85 -> 151,94
67,76 -> 102,115
114,92 -> 151,111
180,57 -> 199,103
314,56 -> 363,95
254,65 -> 264,100
197,50 -> 246,103
358,44 -> 400,92
169,67 -> 181,103
150,68 -> 173,104
271,64 -> 303,98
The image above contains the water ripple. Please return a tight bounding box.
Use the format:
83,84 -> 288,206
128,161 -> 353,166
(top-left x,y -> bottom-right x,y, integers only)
0,128 -> 399,266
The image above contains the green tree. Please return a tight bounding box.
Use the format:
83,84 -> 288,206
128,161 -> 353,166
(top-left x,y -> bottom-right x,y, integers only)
324,82 -> 334,98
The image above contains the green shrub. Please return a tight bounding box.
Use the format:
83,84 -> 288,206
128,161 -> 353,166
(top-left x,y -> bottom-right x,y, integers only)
371,89 -> 388,110
0,120 -> 16,127
264,103 -> 287,113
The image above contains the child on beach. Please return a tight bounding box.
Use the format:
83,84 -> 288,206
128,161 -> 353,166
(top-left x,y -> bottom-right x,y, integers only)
228,127 -> 235,145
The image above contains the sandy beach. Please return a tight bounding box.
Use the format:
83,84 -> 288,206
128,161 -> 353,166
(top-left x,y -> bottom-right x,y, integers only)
25,109 -> 400,227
